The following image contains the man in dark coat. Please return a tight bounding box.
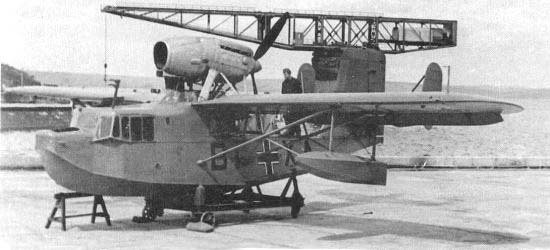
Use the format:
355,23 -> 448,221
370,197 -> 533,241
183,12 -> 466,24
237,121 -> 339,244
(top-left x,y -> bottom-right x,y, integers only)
281,68 -> 302,136
281,68 -> 302,94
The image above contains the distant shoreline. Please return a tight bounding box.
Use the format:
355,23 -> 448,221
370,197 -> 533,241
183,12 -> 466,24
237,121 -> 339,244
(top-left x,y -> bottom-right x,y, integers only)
24,70 -> 550,99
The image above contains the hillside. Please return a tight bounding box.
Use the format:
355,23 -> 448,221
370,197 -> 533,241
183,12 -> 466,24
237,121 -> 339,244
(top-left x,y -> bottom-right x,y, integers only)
1,64 -> 41,88
28,71 -> 164,89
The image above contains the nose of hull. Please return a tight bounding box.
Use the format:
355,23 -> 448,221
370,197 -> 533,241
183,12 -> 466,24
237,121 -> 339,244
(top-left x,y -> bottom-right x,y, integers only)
35,130 -> 96,193
36,130 -> 79,190
34,130 -> 172,196
39,146 -> 85,191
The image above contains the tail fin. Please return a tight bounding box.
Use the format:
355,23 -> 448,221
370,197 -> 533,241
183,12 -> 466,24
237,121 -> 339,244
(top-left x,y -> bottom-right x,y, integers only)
422,62 -> 443,92
297,63 -> 316,93
298,48 -> 386,93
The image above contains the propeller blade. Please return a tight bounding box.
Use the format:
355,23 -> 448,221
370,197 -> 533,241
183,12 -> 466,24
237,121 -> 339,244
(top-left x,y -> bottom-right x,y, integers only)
253,12 -> 290,60
250,73 -> 258,95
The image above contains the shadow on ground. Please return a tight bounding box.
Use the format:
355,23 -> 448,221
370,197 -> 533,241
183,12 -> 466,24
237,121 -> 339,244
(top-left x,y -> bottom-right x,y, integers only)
302,213 -> 528,244
73,200 -> 528,245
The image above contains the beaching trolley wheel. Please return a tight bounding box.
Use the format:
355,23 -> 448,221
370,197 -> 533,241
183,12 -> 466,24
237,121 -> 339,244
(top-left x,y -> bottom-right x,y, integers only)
200,211 -> 216,226
141,206 -> 157,221
290,192 -> 304,218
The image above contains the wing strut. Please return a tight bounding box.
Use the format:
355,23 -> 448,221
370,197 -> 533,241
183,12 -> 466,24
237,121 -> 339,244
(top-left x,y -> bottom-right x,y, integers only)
219,72 -> 238,94
370,107 -> 379,161
411,75 -> 425,92
266,138 -> 299,156
197,109 -> 333,166
199,68 -> 219,101
329,110 -> 335,151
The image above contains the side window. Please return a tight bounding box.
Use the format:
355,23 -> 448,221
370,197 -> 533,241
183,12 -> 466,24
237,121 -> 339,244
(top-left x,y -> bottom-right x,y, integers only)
112,116 -> 120,138
130,117 -> 142,141
121,116 -> 130,140
211,142 -> 227,170
143,116 -> 154,142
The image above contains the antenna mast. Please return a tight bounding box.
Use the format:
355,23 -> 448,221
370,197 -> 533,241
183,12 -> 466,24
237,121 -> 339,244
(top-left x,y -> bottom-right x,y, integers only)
103,14 -> 108,85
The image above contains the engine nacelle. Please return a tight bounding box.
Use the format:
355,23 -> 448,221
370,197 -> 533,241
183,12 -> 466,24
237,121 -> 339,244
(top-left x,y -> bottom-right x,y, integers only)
154,37 -> 208,79
153,37 -> 261,84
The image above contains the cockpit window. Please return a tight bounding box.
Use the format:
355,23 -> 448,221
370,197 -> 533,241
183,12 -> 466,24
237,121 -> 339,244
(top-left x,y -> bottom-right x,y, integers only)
130,117 -> 142,142
121,116 -> 130,140
143,117 -> 154,141
112,116 -> 120,138
97,116 -> 113,139
94,114 -> 154,143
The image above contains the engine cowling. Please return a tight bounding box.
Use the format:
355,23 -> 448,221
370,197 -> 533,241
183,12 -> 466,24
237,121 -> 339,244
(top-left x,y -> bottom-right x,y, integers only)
153,37 -> 209,79
153,37 -> 261,84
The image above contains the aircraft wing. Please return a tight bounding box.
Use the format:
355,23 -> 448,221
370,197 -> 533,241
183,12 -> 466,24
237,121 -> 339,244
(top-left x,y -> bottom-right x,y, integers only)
3,86 -> 163,104
192,92 -> 523,126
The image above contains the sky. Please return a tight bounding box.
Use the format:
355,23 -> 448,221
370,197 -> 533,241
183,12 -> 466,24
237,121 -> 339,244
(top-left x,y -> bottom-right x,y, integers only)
1,0 -> 549,88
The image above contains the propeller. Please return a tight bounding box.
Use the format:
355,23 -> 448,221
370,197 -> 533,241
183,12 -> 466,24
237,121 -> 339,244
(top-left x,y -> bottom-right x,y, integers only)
253,12 -> 290,61
250,12 -> 290,94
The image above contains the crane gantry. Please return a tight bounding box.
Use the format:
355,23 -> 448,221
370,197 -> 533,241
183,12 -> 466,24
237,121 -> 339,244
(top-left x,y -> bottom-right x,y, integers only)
102,3 -> 457,54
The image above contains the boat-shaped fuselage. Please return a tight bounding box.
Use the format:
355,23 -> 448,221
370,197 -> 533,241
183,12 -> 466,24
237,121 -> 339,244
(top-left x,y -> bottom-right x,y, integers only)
36,98 -> 297,197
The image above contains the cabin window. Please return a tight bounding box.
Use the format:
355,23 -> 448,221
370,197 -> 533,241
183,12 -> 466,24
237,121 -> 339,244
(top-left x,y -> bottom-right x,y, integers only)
130,117 -> 142,141
210,142 -> 227,170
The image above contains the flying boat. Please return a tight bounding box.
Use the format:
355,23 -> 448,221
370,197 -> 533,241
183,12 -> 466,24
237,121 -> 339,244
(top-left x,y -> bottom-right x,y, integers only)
5,5 -> 523,225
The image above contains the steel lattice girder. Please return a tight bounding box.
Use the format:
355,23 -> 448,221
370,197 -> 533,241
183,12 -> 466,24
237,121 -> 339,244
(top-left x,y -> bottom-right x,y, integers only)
101,5 -> 457,53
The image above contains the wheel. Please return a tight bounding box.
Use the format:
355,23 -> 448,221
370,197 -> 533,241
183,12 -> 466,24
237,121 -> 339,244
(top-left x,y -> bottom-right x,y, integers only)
142,206 -> 157,221
200,212 -> 216,226
153,204 -> 164,217
290,192 -> 304,218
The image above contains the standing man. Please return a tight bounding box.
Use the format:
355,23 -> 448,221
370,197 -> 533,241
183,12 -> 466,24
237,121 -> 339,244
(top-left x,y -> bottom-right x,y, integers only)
281,68 -> 302,94
281,68 -> 302,136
